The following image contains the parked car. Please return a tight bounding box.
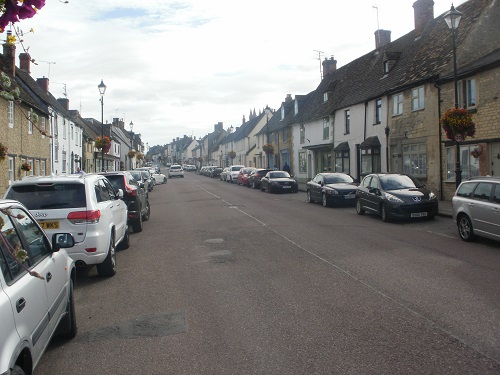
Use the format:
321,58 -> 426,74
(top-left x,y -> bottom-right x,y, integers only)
100,171 -> 150,233
260,171 -> 299,193
306,173 -> 358,207
134,168 -> 155,192
237,167 -> 256,186
150,171 -> 168,184
220,167 -> 230,181
227,165 -> 245,183
129,170 -> 152,194
452,176 -> 500,242
168,164 -> 184,178
0,199 -> 78,375
210,167 -> 223,178
5,174 -> 129,277
184,164 -> 196,172
355,173 -> 438,222
248,168 -> 272,189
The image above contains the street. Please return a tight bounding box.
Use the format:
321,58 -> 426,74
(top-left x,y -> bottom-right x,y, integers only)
36,172 -> 500,374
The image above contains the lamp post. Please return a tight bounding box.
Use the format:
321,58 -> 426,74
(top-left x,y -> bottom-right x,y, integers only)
98,79 -> 107,171
129,121 -> 134,169
444,4 -> 463,188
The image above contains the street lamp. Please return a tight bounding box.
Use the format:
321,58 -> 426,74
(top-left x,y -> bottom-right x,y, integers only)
443,4 -> 463,188
129,121 -> 134,169
98,79 -> 107,171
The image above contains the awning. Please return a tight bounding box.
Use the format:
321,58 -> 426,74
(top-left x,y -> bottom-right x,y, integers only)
360,136 -> 381,148
301,143 -> 333,151
333,141 -> 350,151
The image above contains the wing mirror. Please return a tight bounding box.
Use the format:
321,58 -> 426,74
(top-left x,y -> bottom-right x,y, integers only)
52,233 -> 75,252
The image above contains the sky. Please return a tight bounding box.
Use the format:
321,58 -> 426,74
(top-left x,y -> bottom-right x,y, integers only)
12,0 -> 467,147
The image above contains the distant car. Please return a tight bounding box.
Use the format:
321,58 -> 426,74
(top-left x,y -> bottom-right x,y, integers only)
260,171 -> 298,193
0,199 -> 77,375
5,174 -> 129,277
129,170 -> 152,193
100,171 -> 150,233
151,171 -> 168,184
355,173 -> 438,222
237,167 -> 256,186
227,165 -> 245,183
248,168 -> 272,189
168,164 -> 184,178
184,164 -> 196,172
134,168 -> 155,191
210,167 -> 223,178
220,167 -> 230,181
306,173 -> 358,207
452,176 -> 500,242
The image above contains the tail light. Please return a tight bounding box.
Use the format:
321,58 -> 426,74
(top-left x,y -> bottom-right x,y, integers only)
124,182 -> 137,197
67,210 -> 101,224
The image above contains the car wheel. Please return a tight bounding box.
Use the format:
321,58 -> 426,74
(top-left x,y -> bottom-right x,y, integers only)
457,214 -> 476,242
268,186 -> 273,193
322,193 -> 329,207
118,228 -> 130,250
132,213 -> 143,233
260,184 -> 265,191
96,234 -> 116,277
306,190 -> 313,203
381,203 -> 391,222
356,198 -> 365,215
60,279 -> 77,339
142,200 -> 151,221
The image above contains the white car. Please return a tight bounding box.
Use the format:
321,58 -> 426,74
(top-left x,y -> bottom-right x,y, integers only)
227,165 -> 245,183
5,174 -> 129,277
168,164 -> 184,178
0,199 -> 77,375
151,171 -> 168,184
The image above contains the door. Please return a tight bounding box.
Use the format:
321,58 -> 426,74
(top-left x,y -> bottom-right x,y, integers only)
102,179 -> 127,243
491,143 -> 500,177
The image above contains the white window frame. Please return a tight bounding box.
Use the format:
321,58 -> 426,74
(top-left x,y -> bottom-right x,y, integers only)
411,86 -> 425,111
8,157 -> 14,185
41,117 -> 46,138
62,150 -> 67,173
323,117 -> 330,140
392,93 -> 403,116
41,160 -> 46,176
375,98 -> 382,124
63,119 -> 67,140
403,143 -> 427,177
300,124 -> 305,144
345,110 -> 350,135
458,78 -> 476,108
445,144 -> 480,182
8,101 -> 14,128
28,112 -> 33,134
323,92 -> 328,102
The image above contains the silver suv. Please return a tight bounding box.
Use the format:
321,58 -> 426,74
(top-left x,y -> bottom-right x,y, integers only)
5,174 -> 129,277
452,176 -> 500,242
0,199 -> 77,375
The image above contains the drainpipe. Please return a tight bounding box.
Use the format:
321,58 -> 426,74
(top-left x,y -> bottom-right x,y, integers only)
435,81 -> 444,200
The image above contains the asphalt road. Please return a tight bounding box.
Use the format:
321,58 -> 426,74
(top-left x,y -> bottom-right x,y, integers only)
37,172 -> 500,375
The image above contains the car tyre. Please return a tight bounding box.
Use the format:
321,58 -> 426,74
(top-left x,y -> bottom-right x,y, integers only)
118,228 -> 130,250
457,214 -> 476,242
322,193 -> 330,207
306,190 -> 313,203
132,214 -> 143,232
252,181 -> 256,189
260,184 -> 265,192
356,198 -> 365,215
142,200 -> 151,221
59,279 -> 77,339
96,234 -> 116,277
381,203 -> 391,222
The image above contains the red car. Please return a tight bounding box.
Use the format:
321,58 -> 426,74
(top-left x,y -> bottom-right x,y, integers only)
237,167 -> 256,186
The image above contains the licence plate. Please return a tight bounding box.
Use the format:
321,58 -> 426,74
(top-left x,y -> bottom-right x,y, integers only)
39,220 -> 60,229
345,194 -> 355,199
411,212 -> 427,218
283,186 -> 291,188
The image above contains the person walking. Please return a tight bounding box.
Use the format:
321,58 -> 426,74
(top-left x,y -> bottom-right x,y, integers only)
283,162 -> 290,173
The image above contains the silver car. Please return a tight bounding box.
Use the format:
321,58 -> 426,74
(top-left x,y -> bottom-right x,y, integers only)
452,176 -> 500,242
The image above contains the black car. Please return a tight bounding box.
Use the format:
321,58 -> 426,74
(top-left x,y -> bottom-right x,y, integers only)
129,170 -> 152,194
260,171 -> 298,193
355,173 -> 438,222
306,173 -> 358,207
248,169 -> 272,189
100,171 -> 150,232
210,167 -> 223,178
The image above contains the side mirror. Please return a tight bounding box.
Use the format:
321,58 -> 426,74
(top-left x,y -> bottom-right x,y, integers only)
52,233 -> 75,252
117,188 -> 124,199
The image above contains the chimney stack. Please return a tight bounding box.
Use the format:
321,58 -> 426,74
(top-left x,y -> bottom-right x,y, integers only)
413,0 -> 434,36
322,56 -> 337,77
19,53 -> 31,73
57,98 -> 69,110
37,77 -> 49,93
285,94 -> 293,102
375,30 -> 391,49
3,31 -> 16,77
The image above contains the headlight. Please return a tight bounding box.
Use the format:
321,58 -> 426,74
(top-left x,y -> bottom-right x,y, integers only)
384,193 -> 404,203
326,189 -> 338,195
429,192 -> 437,200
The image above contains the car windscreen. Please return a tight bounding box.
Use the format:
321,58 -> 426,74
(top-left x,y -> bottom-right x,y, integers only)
270,172 -> 290,178
324,175 -> 354,184
6,183 -> 86,209
379,175 -> 422,190
231,166 -> 243,171
129,171 -> 142,181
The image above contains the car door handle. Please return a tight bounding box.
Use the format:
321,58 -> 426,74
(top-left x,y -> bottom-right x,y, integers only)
16,298 -> 26,313
46,272 -> 52,282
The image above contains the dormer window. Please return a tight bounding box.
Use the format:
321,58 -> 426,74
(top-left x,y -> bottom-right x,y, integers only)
383,61 -> 390,74
382,51 -> 401,75
281,106 -> 285,121
323,92 -> 328,102
294,100 -> 299,115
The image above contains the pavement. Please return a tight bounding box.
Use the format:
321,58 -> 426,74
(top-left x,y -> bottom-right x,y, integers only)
297,183 -> 453,218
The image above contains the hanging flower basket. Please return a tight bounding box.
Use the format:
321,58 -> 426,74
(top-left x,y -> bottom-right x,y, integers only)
440,108 -> 475,142
136,152 -> 144,160
228,151 -> 236,159
95,136 -> 112,153
20,163 -> 31,172
263,143 -> 274,155
0,142 -> 8,161
127,150 -> 136,159
470,146 -> 482,159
